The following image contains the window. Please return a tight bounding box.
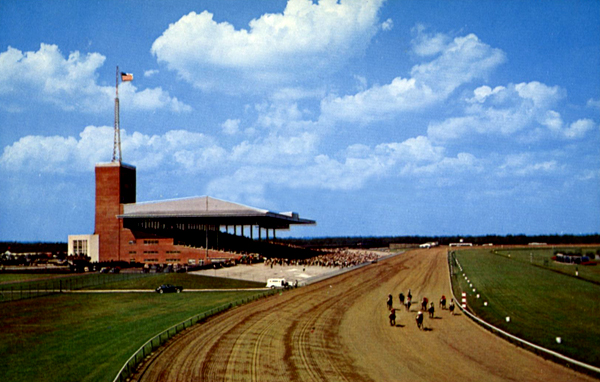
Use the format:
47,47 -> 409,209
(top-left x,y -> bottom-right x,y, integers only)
74,240 -> 88,256
144,240 -> 159,245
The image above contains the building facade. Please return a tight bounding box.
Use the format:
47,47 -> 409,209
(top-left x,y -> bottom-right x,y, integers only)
86,161 -> 315,266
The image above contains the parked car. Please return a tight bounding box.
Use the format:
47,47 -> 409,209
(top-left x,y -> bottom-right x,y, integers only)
155,284 -> 183,294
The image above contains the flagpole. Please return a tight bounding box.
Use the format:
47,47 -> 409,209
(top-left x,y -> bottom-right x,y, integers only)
113,66 -> 121,163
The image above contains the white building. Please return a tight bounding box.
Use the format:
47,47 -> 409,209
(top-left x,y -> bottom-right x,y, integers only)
68,234 -> 99,262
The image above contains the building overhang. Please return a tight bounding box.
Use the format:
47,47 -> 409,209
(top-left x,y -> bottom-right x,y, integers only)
117,196 -> 316,230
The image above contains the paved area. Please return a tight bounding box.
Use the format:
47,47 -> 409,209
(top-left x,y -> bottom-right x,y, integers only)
191,249 -> 393,286
191,263 -> 341,286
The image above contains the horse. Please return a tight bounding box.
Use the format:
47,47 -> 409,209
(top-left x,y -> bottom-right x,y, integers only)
428,302 -> 435,318
405,298 -> 412,312
439,295 -> 447,309
387,294 -> 393,311
389,309 -> 396,326
416,311 -> 424,330
399,292 -> 405,305
421,297 -> 428,311
449,300 -> 455,315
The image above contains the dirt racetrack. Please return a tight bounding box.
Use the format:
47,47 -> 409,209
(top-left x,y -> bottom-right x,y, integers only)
132,248 -> 595,382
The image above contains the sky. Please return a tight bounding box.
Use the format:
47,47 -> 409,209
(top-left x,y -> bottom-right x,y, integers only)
0,0 -> 599,242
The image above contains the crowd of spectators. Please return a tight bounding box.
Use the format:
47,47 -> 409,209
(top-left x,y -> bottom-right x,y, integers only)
264,249 -> 380,269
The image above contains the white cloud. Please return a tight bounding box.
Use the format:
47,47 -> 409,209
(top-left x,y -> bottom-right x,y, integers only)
0,126 -> 112,173
564,119 -> 595,139
428,81 -> 592,142
321,32 -> 505,124
210,134 -> 480,198
410,34 -> 506,96
353,75 -> 368,92
231,132 -> 319,166
0,44 -> 190,113
514,81 -> 563,109
498,154 -> 561,177
320,77 -> 436,123
381,18 -> 394,31
119,84 -> 192,112
587,98 -> 600,110
221,119 -> 241,135
0,126 -> 221,174
151,0 -> 385,92
144,69 -> 159,77
467,85 -> 506,103
410,24 -> 450,57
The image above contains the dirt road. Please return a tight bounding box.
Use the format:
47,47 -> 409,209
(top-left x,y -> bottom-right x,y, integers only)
132,248 -> 594,382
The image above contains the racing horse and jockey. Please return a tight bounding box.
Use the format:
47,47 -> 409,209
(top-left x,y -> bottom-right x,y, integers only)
439,295 -> 447,309
387,294 -> 394,310
421,297 -> 429,311
415,311 -> 424,329
389,308 -> 396,326
449,298 -> 455,315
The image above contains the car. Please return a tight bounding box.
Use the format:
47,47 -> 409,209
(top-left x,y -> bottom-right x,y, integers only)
266,278 -> 288,289
155,284 -> 183,294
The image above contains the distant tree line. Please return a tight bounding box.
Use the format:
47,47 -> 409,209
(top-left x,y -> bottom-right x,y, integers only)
2,234 -> 599,254
279,234 -> 600,249
0,242 -> 67,255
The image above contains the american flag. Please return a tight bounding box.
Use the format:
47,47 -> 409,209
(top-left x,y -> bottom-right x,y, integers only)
121,72 -> 133,82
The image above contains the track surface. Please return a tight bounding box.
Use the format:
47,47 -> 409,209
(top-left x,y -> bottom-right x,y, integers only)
132,248 -> 594,382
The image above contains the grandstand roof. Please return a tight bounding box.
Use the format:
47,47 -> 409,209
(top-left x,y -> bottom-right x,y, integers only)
118,196 -> 315,229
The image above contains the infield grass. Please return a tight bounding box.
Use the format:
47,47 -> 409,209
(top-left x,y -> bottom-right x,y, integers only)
84,272 -> 265,290
451,248 -> 600,367
0,273 -> 70,284
0,290 -> 271,382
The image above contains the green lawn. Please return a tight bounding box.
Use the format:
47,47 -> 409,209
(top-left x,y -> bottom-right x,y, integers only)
0,291 -> 271,382
0,272 -> 266,303
0,273 -> 71,284
83,272 -> 266,290
451,248 -> 600,367
490,246 -> 600,284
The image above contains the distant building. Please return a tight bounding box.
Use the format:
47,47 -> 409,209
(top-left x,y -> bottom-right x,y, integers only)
67,234 -> 99,262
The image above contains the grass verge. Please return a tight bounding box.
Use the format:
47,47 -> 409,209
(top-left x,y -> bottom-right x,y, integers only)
83,272 -> 265,290
0,290 -> 271,382
451,248 -> 600,367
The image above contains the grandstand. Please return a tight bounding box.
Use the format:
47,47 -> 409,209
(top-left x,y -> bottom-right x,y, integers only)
68,162 -> 316,266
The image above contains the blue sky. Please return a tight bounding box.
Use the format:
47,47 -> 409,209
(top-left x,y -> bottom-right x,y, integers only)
1,0 -> 599,241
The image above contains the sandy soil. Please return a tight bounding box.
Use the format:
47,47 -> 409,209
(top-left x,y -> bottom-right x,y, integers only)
131,247 -> 594,382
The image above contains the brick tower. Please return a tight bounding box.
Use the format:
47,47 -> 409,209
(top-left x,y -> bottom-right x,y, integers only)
94,162 -> 136,262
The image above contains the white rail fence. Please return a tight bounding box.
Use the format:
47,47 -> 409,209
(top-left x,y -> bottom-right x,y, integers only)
112,289 -> 276,382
